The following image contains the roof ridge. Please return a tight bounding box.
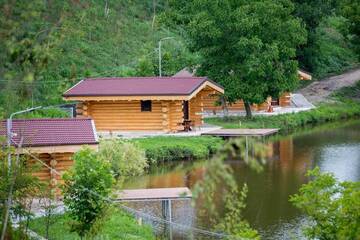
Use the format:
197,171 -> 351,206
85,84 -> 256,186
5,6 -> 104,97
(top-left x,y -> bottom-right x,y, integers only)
3,118 -> 92,122
84,76 -> 206,80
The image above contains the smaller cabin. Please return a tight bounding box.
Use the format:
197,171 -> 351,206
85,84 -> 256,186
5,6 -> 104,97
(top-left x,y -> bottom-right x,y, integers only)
0,118 -> 98,187
63,77 -> 224,133
174,69 -> 312,113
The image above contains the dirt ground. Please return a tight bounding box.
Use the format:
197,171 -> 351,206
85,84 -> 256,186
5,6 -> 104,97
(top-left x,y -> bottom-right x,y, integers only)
298,67 -> 360,104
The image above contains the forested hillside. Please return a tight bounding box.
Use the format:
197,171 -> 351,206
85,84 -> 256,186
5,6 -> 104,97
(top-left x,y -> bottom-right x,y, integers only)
0,0 -> 358,118
0,0 -> 195,117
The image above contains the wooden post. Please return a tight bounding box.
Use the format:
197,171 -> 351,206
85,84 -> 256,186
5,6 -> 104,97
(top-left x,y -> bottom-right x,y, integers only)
161,199 -> 172,240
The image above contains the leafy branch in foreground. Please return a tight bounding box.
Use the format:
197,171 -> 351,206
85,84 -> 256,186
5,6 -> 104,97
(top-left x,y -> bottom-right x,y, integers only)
290,167 -> 360,239
193,138 -> 268,239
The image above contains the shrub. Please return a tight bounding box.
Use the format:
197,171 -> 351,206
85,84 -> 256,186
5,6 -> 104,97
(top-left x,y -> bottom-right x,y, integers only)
132,136 -> 223,164
290,167 -> 360,239
62,147 -> 114,238
98,139 -> 148,180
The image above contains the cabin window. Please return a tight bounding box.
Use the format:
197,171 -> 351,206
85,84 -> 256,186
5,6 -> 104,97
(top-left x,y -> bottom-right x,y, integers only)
141,100 -> 152,112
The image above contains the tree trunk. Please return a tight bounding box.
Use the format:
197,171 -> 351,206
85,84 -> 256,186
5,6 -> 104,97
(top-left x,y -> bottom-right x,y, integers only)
244,101 -> 252,118
220,96 -> 229,119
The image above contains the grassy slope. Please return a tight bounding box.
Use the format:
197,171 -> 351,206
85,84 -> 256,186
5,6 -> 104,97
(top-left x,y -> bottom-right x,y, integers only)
132,136 -> 223,163
28,208 -> 155,240
0,0 -> 194,116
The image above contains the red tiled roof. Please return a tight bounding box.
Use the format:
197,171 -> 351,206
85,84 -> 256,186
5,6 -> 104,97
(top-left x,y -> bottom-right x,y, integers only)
0,118 -> 98,147
63,77 -> 222,97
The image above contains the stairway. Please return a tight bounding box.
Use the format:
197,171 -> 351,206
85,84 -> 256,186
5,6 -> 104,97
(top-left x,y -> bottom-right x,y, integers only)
291,93 -> 315,108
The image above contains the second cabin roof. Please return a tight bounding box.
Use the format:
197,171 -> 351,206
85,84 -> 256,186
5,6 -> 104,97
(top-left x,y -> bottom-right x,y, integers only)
63,77 -> 224,98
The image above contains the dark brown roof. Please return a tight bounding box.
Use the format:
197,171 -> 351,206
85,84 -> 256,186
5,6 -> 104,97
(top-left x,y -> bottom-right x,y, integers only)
63,77 -> 223,97
0,118 -> 98,147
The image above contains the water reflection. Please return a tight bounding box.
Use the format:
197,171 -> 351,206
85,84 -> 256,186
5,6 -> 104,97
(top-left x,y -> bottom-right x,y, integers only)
124,120 -> 360,239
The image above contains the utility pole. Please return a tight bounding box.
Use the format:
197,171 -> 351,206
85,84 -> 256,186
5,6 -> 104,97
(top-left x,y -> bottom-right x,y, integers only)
158,37 -> 174,77
1,106 -> 42,240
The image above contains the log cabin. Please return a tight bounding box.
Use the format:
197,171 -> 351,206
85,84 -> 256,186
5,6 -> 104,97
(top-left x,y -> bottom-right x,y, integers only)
63,77 -> 224,133
174,69 -> 312,114
0,118 -> 98,187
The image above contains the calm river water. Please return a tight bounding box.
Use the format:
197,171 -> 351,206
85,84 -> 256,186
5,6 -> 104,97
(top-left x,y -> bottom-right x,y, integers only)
124,120 -> 360,239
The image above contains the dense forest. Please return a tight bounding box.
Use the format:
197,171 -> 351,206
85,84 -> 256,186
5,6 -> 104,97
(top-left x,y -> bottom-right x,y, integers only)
0,0 -> 359,117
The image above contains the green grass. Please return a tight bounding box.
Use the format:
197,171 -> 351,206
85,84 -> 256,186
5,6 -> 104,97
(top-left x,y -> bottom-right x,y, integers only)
131,136 -> 224,164
28,208 -> 155,240
205,101 -> 360,133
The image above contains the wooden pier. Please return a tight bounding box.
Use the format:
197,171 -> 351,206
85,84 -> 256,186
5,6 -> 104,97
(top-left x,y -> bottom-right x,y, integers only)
201,128 -> 279,137
114,187 -> 192,202
115,187 -> 192,239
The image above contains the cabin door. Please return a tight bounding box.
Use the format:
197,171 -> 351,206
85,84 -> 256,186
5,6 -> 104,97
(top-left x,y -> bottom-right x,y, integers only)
183,101 -> 189,120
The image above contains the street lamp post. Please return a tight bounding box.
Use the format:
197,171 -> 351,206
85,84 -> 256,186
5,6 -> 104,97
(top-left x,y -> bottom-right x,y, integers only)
158,37 -> 174,77
1,106 -> 42,240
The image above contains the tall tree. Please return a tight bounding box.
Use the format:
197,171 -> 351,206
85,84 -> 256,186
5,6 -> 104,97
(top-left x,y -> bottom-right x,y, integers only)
163,0 -> 306,117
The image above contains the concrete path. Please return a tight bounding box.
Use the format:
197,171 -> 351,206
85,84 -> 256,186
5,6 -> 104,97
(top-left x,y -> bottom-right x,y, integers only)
98,124 -> 222,139
298,67 -> 360,104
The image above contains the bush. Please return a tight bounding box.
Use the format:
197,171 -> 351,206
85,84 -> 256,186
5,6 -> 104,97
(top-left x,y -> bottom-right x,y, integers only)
290,167 -> 360,239
62,147 -> 114,238
98,139 -> 148,180
308,16 -> 358,79
132,136 -> 223,164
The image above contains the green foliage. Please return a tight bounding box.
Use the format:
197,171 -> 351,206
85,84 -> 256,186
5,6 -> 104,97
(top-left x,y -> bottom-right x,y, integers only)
290,167 -> 360,239
0,142 -> 42,239
62,147 -> 114,238
341,0 -> 360,58
292,0 -> 359,77
309,16 -> 358,78
28,208 -> 155,240
192,138 -> 267,239
16,107 -> 70,119
132,136 -> 223,164
206,101 -> 360,132
0,0 -> 195,116
163,0 -> 306,117
98,139 -> 148,180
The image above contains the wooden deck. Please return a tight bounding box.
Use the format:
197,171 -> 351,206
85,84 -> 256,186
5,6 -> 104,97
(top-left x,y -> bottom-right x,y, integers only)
114,187 -> 192,201
201,128 -> 279,137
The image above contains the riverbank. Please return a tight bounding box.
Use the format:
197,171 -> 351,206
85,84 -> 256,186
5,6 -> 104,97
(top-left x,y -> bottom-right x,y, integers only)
205,100 -> 360,133
131,136 -> 223,164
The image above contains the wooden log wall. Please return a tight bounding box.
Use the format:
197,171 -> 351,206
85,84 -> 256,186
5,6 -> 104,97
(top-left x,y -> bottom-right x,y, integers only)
203,93 -> 291,113
86,101 -> 164,131
168,101 -> 184,132
28,152 -> 74,189
189,90 -> 205,127
77,100 -> 187,132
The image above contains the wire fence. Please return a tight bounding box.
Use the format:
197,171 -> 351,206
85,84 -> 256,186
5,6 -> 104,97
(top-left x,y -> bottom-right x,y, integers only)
5,140 -> 246,240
